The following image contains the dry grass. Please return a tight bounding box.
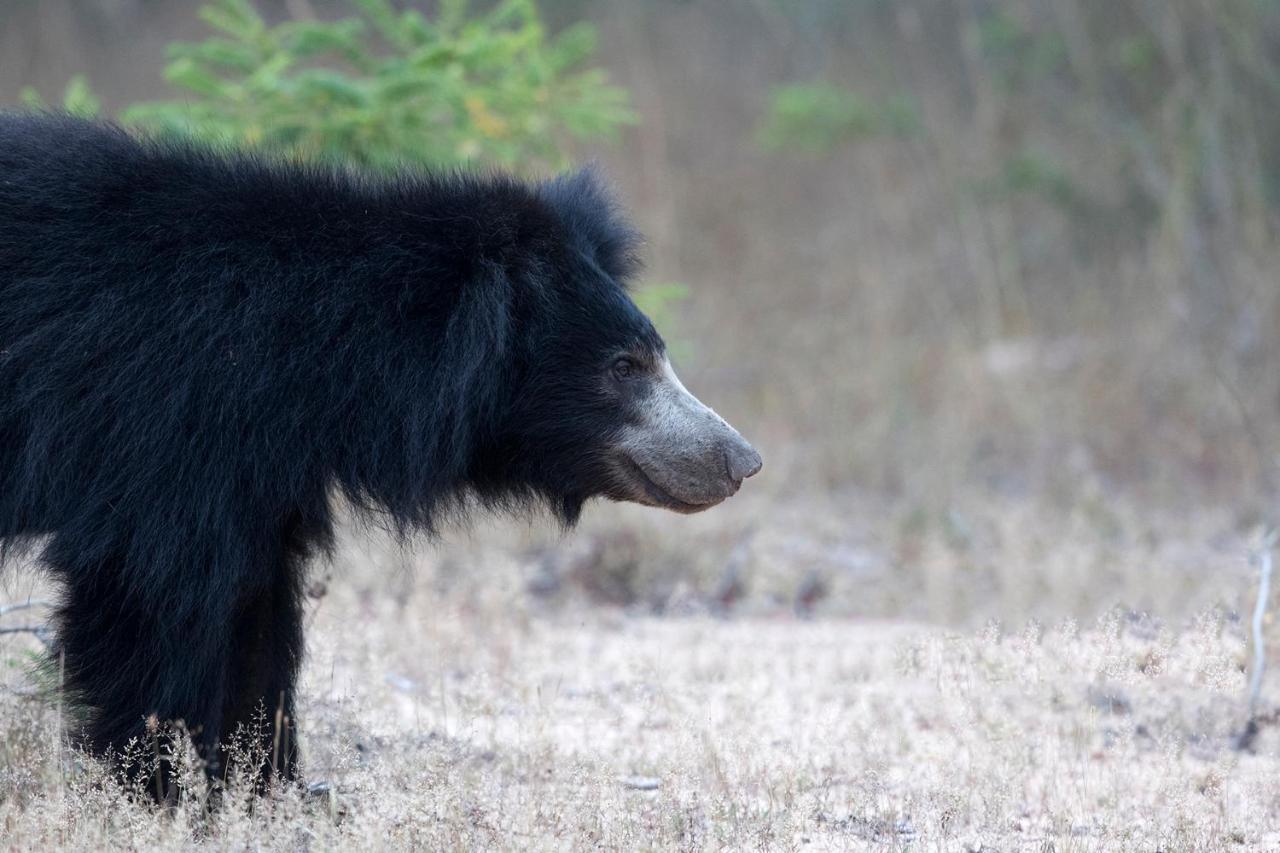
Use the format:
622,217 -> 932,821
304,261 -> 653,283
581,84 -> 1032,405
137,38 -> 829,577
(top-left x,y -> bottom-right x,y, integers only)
3,512 -> 1279,852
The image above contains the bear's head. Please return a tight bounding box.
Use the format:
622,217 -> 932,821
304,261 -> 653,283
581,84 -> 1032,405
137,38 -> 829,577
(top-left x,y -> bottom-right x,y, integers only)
466,169 -> 762,524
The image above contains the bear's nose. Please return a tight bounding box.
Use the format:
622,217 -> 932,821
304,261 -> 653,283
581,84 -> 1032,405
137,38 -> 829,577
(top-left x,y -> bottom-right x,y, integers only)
724,441 -> 763,485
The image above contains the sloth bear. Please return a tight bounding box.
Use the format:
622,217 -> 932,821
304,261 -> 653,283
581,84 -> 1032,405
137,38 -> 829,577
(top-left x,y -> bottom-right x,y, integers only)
0,113 -> 760,794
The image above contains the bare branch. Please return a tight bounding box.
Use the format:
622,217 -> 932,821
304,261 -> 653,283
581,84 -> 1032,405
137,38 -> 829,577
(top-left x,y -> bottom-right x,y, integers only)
1249,544 -> 1274,710
0,600 -> 52,618
1236,529 -> 1277,751
0,625 -> 53,647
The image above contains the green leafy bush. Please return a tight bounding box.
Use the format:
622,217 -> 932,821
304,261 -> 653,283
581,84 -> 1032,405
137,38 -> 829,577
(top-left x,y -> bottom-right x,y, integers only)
631,282 -> 690,360
20,1 -> 689,340
756,82 -> 918,155
975,8 -> 1065,87
20,74 -> 101,118
122,0 -> 635,172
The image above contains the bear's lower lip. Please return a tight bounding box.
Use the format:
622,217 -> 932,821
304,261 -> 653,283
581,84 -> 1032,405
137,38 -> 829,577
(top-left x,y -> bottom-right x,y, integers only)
617,456 -> 723,513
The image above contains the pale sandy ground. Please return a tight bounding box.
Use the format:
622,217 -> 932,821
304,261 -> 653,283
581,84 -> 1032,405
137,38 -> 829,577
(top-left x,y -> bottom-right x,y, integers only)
2,508 -> 1279,851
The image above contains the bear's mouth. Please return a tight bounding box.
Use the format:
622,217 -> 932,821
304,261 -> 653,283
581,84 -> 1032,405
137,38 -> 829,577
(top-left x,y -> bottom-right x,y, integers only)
613,456 -> 724,514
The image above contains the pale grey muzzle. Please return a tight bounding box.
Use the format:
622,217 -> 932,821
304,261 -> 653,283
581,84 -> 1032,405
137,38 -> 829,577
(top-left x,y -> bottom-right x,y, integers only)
617,358 -> 762,510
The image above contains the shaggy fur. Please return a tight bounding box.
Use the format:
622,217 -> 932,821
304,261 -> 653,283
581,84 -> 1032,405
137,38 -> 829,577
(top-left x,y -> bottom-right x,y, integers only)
0,113 -> 664,791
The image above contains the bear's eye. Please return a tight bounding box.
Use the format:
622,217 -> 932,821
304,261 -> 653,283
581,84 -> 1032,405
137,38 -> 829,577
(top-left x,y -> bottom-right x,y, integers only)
611,357 -> 637,381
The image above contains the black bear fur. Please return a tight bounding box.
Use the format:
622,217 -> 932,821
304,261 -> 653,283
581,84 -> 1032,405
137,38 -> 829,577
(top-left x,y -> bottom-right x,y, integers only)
0,113 -> 663,793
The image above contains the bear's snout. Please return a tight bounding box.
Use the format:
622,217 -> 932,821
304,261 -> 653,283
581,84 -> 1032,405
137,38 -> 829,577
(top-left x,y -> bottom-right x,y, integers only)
724,439 -> 763,487
612,357 -> 761,513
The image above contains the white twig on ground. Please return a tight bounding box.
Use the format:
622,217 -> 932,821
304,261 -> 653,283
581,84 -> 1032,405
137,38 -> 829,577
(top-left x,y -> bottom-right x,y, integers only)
1247,531 -> 1276,717
1237,529 -> 1278,751
0,600 -> 53,647
0,625 -> 53,645
0,600 -> 51,618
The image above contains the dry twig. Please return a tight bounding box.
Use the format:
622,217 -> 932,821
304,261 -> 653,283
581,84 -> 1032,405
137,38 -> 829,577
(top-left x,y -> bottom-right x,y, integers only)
1235,529 -> 1277,751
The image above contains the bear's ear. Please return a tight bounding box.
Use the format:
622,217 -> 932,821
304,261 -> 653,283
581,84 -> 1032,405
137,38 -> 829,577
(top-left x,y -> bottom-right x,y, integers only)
539,166 -> 643,283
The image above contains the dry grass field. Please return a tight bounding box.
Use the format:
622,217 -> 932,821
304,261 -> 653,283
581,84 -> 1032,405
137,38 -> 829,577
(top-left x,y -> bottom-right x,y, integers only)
4,501 -> 1280,851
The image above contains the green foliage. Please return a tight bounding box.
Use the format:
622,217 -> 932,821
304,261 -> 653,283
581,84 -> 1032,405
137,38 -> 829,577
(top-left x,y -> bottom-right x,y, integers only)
17,1 -> 686,340
755,0 -> 1280,267
967,0 -> 1280,247
972,8 -> 1064,83
121,0 -> 636,172
756,83 -> 918,156
978,150 -> 1080,212
975,9 -> 1066,88
631,282 -> 690,360
1112,34 -> 1158,73
20,75 -> 101,118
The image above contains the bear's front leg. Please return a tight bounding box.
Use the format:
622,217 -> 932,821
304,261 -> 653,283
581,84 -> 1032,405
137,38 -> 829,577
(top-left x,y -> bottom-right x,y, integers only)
220,546 -> 307,787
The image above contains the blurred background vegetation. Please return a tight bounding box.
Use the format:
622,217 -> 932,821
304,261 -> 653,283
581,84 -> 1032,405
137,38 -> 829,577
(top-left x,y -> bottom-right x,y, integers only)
5,0 -> 1280,623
